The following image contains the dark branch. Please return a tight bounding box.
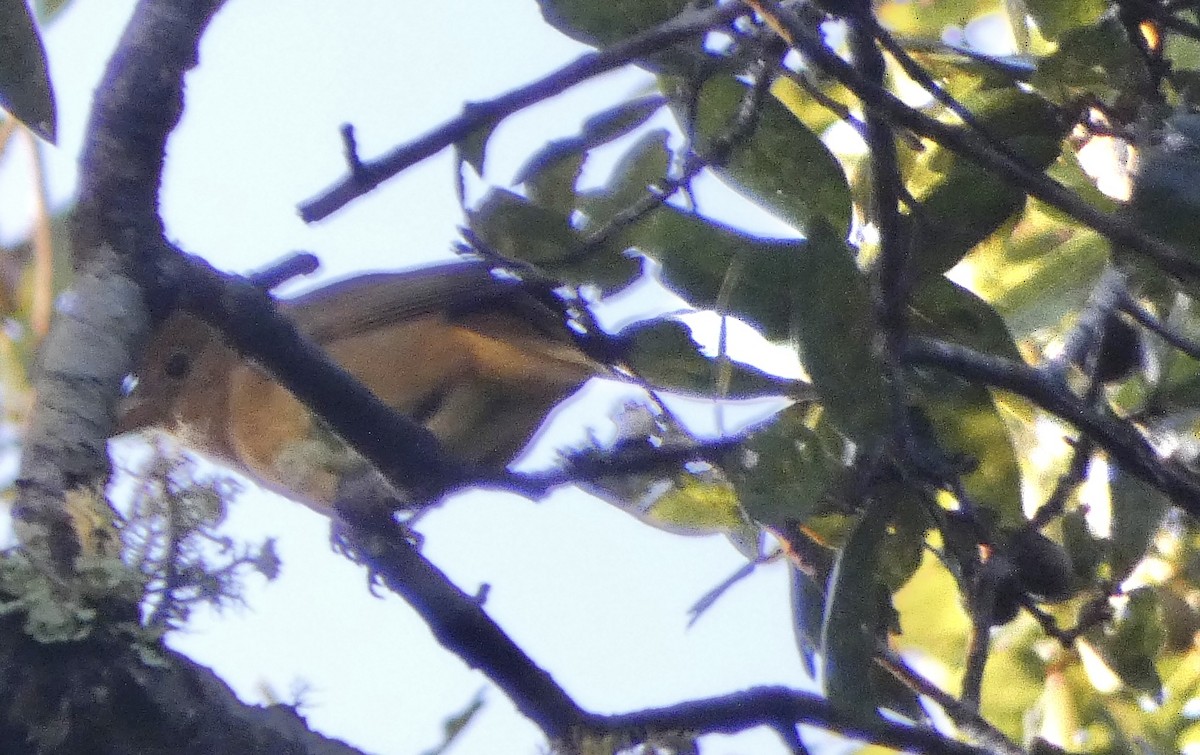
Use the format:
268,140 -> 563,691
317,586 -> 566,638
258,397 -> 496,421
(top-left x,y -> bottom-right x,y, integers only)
334,516 -> 596,743
74,0 -> 227,263
748,0 -> 1200,288
596,686 -> 989,754
906,336 -> 1200,516
297,2 -> 750,222
1121,294 -> 1200,362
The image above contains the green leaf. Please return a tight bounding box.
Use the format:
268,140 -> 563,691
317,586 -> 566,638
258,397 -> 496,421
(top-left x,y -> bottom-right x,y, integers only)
589,461 -> 757,541
911,277 -> 1023,361
909,367 -> 1024,528
615,206 -> 810,341
876,0 -> 1000,39
616,318 -> 801,396
0,0 -> 55,142
908,279 -> 1024,526
468,188 -> 638,290
33,0 -> 74,21
876,487 -> 930,592
578,128 -> 672,231
456,117 -> 498,177
1022,0 -> 1106,41
1032,20 -> 1148,106
522,149 -> 584,215
579,94 -> 667,147
791,222 -> 890,445
1109,468 -> 1169,584
731,407 -> 842,529
769,74 -> 855,137
640,476 -> 751,534
516,95 -> 666,213
537,0 -> 690,46
1091,587 -> 1166,701
967,219 -> 1109,340
469,188 -> 578,260
821,501 -> 893,722
666,74 -> 852,237
904,89 -> 1067,284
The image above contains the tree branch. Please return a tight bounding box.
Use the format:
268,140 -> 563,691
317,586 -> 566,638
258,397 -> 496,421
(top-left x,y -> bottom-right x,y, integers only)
906,336 -> 1200,515
596,686 -> 989,754
18,0 -> 227,574
297,2 -> 750,222
333,516 -> 597,743
747,0 -> 1200,288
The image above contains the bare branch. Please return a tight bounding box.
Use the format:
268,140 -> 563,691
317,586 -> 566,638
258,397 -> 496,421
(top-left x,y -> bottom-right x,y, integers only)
297,2 -> 750,222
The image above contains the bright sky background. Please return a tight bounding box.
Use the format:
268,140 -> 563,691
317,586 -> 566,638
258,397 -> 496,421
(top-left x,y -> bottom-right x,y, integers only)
4,2 -> 829,753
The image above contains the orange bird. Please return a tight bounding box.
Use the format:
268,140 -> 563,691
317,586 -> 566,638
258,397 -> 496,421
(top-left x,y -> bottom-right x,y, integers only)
117,261 -> 604,513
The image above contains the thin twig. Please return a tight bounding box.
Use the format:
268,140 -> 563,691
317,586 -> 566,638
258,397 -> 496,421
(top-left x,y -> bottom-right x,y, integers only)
298,2 -> 750,222
743,0 -> 1200,288
1121,295 -> 1200,362
246,251 -> 320,290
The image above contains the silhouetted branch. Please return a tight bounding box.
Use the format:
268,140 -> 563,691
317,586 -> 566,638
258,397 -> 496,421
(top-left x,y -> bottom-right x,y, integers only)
1122,294 -> 1200,361
333,515 -> 596,743
747,0 -> 1200,288
596,686 -> 989,754
297,2 -> 750,222
906,336 -> 1200,514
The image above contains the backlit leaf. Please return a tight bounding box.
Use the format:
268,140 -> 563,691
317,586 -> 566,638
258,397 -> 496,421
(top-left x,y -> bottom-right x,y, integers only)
821,501 -> 892,722
790,222 -> 889,445
666,74 -> 852,237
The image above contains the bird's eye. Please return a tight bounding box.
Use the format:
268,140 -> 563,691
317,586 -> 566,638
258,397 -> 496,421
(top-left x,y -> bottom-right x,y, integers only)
163,352 -> 192,379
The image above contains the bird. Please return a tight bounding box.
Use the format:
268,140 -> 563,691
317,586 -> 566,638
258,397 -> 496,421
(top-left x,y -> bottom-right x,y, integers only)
116,259 -> 605,516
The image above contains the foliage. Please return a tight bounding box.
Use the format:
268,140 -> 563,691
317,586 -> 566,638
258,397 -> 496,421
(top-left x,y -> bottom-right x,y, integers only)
14,0 -> 1200,752
117,444 -> 280,630
459,0 -> 1200,751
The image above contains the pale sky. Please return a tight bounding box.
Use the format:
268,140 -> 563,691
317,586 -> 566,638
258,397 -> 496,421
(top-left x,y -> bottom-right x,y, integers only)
9,2 -> 822,753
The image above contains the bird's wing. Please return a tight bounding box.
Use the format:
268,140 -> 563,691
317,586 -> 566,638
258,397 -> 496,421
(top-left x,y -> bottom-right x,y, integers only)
285,260 -> 574,344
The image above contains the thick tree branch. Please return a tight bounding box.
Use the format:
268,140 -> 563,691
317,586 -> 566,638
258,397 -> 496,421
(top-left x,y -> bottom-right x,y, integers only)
75,0 -> 226,263
18,0 -> 228,574
0,611 -> 362,755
